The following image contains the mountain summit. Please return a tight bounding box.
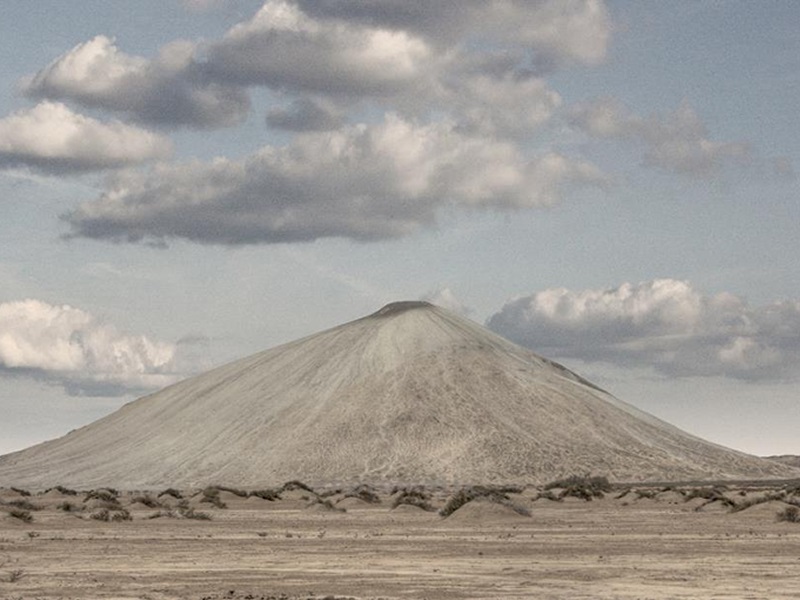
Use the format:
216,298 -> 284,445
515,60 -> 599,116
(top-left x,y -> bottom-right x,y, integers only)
0,302 -> 795,488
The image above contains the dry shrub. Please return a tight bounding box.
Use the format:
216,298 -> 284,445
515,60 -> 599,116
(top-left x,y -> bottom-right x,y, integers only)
6,509 -> 33,523
4,499 -> 41,511
729,491 -> 786,513
282,480 -> 316,494
199,487 -> 227,509
10,487 -> 31,497
90,508 -> 131,522
158,488 -> 184,500
343,484 -> 381,504
392,489 -> 435,512
131,495 -> 162,508
57,501 -> 81,513
212,485 -> 249,498
777,506 -> 800,523
84,489 -> 118,503
45,485 -> 78,496
544,474 -> 611,500
439,486 -> 529,518
250,488 -> 281,501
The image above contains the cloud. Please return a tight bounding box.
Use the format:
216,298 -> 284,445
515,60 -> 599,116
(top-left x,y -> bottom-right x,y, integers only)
204,0 -> 436,97
487,279 -> 800,381
63,114 -> 607,245
0,299 -> 180,395
0,101 -> 172,174
266,97 -> 344,131
296,0 -> 611,70
570,97 -> 750,176
21,35 -> 250,128
422,288 -> 473,317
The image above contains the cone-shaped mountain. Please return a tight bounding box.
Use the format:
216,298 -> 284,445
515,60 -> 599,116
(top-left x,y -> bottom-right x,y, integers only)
1,301 -> 796,489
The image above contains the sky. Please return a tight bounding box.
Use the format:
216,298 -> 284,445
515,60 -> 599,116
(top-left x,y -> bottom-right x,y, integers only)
0,0 -> 798,457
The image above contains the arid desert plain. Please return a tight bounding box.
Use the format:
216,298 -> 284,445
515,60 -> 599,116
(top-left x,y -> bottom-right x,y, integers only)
2,479 -> 800,600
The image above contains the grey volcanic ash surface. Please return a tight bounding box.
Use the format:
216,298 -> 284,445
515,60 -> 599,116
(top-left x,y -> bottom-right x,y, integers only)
0,301 -> 796,489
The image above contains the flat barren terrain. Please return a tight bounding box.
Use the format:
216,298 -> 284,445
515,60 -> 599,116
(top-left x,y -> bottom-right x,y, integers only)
2,481 -> 800,600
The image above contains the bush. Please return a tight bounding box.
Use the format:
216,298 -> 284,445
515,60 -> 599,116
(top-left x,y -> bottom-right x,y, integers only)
4,499 -> 41,511
131,495 -> 161,508
7,509 -> 33,523
158,488 -> 184,500
439,486 -> 529,517
199,488 -> 227,509
45,485 -> 78,496
544,474 -> 611,500
250,488 -> 281,501
685,487 -> 736,510
10,487 -> 31,497
84,489 -> 118,503
181,507 -> 212,520
729,492 -> 785,513
57,501 -> 81,513
777,506 -> 800,523
282,480 -> 316,494
212,485 -> 249,498
343,484 -> 381,504
392,490 -> 435,512
90,508 -> 131,522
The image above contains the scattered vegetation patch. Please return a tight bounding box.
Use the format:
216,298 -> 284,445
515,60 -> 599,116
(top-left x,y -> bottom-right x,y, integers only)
56,501 -> 82,513
439,486 -> 529,518
84,489 -> 118,503
90,508 -> 132,522
250,488 -> 281,501
45,485 -> 78,496
729,491 -> 786,513
684,487 -> 736,510
544,475 -> 611,501
281,480 -> 316,494
158,488 -> 184,500
211,485 -> 249,498
3,499 -> 41,511
130,494 -> 162,508
776,506 -> 800,523
343,484 -> 381,504
6,509 -> 33,523
392,489 -> 435,512
10,487 -> 31,497
199,487 -> 227,509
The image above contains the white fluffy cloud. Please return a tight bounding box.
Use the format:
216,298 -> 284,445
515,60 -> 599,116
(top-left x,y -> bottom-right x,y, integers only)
21,35 -> 250,128
64,114 -> 607,244
296,0 -> 610,69
0,101 -> 172,173
0,299 -> 179,394
570,98 -> 750,176
205,0 -> 435,97
488,279 -> 800,380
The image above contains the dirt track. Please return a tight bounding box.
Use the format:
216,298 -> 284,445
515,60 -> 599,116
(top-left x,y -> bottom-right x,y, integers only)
1,484 -> 799,599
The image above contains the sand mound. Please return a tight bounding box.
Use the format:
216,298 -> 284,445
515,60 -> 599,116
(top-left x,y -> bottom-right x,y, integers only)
443,498 -> 530,523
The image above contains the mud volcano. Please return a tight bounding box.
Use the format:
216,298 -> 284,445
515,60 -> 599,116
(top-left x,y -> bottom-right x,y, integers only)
0,301 -> 795,489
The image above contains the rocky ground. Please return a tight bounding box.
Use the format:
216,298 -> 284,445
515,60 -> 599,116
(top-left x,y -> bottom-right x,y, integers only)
1,479 -> 799,599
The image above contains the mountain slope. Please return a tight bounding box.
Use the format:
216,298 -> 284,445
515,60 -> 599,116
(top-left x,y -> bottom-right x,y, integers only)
1,301 -> 796,489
